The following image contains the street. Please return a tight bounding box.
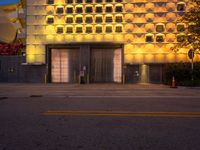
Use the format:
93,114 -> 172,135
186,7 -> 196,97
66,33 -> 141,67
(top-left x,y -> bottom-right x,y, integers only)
0,84 -> 200,150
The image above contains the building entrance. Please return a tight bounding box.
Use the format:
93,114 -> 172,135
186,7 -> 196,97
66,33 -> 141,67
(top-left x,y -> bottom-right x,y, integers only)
51,49 -> 79,83
49,44 -> 123,84
90,48 -> 122,83
125,64 -> 163,84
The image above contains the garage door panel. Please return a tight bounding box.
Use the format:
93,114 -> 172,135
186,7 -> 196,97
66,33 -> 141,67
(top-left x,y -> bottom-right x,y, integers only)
113,48 -> 122,82
90,48 -> 122,83
51,49 -> 79,83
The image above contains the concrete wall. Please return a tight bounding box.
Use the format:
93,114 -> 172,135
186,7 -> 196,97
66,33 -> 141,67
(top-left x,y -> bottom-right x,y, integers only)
0,56 -> 46,83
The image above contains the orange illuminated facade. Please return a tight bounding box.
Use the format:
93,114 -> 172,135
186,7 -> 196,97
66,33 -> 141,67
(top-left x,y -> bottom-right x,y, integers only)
26,0 -> 198,83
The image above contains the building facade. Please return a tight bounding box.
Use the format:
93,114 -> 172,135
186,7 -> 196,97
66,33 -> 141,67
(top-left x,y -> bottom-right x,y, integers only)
26,0 -> 198,83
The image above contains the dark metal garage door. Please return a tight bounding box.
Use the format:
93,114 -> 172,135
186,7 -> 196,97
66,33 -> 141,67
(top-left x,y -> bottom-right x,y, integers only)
125,64 -> 140,83
90,48 -> 122,83
149,64 -> 163,83
51,49 -> 79,83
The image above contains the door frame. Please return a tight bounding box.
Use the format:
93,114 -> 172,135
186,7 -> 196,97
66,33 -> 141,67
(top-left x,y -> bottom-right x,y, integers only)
46,44 -> 80,83
46,43 -> 124,83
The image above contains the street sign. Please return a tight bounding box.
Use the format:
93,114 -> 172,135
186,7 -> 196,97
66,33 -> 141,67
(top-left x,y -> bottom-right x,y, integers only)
188,49 -> 194,59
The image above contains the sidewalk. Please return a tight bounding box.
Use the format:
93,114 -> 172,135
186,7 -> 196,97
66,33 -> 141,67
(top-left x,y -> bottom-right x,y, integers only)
0,83 -> 199,98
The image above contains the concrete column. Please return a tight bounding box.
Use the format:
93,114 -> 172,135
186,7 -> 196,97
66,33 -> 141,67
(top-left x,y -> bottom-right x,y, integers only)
139,64 -> 149,83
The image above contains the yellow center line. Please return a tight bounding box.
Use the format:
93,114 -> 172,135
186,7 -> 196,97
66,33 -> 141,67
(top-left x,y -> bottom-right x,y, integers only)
42,111 -> 200,118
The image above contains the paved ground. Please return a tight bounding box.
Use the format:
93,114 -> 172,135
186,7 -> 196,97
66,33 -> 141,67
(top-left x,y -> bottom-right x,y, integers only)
0,83 -> 200,97
0,84 -> 200,150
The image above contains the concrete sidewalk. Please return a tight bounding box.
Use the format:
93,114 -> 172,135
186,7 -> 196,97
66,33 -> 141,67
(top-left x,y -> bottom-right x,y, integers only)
0,83 -> 199,98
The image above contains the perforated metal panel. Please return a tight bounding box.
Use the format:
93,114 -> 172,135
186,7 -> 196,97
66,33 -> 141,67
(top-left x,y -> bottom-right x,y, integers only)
51,49 -> 79,83
90,48 -> 122,83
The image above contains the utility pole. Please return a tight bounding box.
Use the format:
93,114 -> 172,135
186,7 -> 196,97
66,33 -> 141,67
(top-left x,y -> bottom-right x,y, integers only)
191,52 -> 194,86
188,49 -> 194,86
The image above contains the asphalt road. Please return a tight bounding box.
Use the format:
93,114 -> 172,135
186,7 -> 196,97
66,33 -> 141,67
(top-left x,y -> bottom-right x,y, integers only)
0,96 -> 200,150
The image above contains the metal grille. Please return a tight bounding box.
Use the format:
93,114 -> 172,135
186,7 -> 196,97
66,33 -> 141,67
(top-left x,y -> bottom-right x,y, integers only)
90,48 -> 122,83
51,49 -> 79,83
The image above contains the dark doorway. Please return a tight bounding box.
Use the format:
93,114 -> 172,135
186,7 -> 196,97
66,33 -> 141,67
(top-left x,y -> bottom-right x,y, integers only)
149,64 -> 163,83
125,64 -> 140,83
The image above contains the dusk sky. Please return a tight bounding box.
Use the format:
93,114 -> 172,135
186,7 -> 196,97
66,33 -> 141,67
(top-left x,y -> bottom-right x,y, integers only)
0,0 -> 19,6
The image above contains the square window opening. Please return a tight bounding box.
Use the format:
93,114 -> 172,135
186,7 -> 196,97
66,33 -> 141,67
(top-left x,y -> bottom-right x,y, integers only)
106,27 -> 112,33
96,27 -> 102,33
57,27 -> 64,34
57,8 -> 64,14
156,36 -> 164,42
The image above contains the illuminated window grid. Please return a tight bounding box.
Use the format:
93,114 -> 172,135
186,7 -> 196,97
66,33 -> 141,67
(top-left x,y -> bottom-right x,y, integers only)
46,6 -> 125,15
46,0 -> 125,5
61,24 -> 124,34
47,14 -> 124,25
44,0 -> 184,43
46,3 -> 125,14
26,0 -> 190,65
64,15 -> 124,24
46,7 -> 123,23
45,17 -> 125,34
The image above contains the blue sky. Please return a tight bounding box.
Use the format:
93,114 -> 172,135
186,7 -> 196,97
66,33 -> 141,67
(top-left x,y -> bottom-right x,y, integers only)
0,0 -> 19,6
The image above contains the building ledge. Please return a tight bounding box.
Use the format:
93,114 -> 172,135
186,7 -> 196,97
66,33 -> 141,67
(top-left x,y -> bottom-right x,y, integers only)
21,63 -> 46,66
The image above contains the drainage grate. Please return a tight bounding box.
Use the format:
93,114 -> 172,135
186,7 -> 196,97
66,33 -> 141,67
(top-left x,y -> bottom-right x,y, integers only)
0,97 -> 8,100
30,95 -> 43,98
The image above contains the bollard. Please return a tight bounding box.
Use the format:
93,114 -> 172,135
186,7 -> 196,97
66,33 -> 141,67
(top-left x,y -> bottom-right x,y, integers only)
79,75 -> 81,84
44,74 -> 47,84
122,74 -> 125,84
87,74 -> 89,84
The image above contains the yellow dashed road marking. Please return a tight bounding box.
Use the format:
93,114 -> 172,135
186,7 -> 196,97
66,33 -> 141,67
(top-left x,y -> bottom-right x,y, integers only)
43,111 -> 200,118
